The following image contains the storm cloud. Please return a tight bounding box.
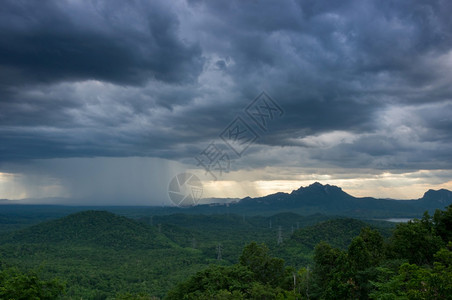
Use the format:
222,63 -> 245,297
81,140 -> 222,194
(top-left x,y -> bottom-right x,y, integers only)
1,0 -> 452,202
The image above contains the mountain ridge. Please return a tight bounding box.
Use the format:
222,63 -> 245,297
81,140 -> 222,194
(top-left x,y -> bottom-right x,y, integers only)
0,182 -> 451,218
207,182 -> 452,217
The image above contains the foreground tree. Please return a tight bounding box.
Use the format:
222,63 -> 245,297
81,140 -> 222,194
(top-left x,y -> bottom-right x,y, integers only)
370,243 -> 452,299
389,212 -> 443,265
433,205 -> 452,243
0,267 -> 65,300
165,242 -> 298,299
239,242 -> 286,287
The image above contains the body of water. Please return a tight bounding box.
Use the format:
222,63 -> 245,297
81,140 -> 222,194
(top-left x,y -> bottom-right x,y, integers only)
384,218 -> 412,223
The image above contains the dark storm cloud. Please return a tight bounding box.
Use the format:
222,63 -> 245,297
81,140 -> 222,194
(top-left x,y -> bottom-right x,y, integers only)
1,0 -> 452,173
0,0 -> 203,87
176,0 -> 452,172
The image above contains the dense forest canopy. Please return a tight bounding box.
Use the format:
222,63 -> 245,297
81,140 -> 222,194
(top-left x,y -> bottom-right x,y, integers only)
0,205 -> 451,299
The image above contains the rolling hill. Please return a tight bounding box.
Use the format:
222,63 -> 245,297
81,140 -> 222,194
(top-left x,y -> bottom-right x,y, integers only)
1,210 -> 175,249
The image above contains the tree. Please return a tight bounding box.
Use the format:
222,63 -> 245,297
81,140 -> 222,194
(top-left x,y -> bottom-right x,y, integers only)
433,204 -> 452,243
166,242 -> 297,299
239,242 -> 286,287
165,264 -> 253,300
359,227 -> 385,265
389,214 -> 443,265
0,267 -> 65,300
370,244 -> 452,299
312,241 -> 345,299
348,236 -> 371,272
346,229 -> 386,299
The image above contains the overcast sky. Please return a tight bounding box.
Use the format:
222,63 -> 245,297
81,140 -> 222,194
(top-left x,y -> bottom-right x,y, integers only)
1,0 -> 452,205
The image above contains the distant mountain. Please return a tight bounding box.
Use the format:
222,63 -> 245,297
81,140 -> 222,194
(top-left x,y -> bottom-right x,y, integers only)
1,183 -> 451,219
194,182 -> 452,218
417,189 -> 452,207
2,210 -> 175,249
240,182 -> 354,209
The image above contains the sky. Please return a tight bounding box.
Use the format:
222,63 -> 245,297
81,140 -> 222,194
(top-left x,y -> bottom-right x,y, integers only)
1,0 -> 452,205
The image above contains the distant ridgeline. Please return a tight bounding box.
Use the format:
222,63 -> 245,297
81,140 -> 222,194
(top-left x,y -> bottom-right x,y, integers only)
0,183 -> 451,219
185,182 -> 452,218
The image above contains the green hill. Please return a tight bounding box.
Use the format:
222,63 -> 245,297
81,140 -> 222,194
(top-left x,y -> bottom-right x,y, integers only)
273,218 -> 389,268
291,218 -> 371,249
2,210 -> 175,249
0,211 -> 208,298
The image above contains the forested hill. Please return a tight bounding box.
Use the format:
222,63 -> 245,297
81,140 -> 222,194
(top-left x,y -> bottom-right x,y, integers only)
0,209 -> 394,298
0,206 -> 450,298
166,205 -> 452,299
291,218 -> 373,249
1,210 -> 175,249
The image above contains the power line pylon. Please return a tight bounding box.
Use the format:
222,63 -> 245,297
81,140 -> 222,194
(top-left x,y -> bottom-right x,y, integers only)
277,226 -> 283,245
217,243 -> 222,260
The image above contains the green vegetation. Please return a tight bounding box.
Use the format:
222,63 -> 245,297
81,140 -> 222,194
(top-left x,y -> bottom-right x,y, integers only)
166,242 -> 296,299
309,206 -> 452,299
166,206 -> 452,299
0,211 -> 208,298
0,266 -> 65,299
0,205 -> 450,299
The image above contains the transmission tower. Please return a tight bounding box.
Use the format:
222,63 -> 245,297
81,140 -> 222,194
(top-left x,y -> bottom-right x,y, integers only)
269,219 -> 272,229
217,243 -> 222,260
277,226 -> 283,245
